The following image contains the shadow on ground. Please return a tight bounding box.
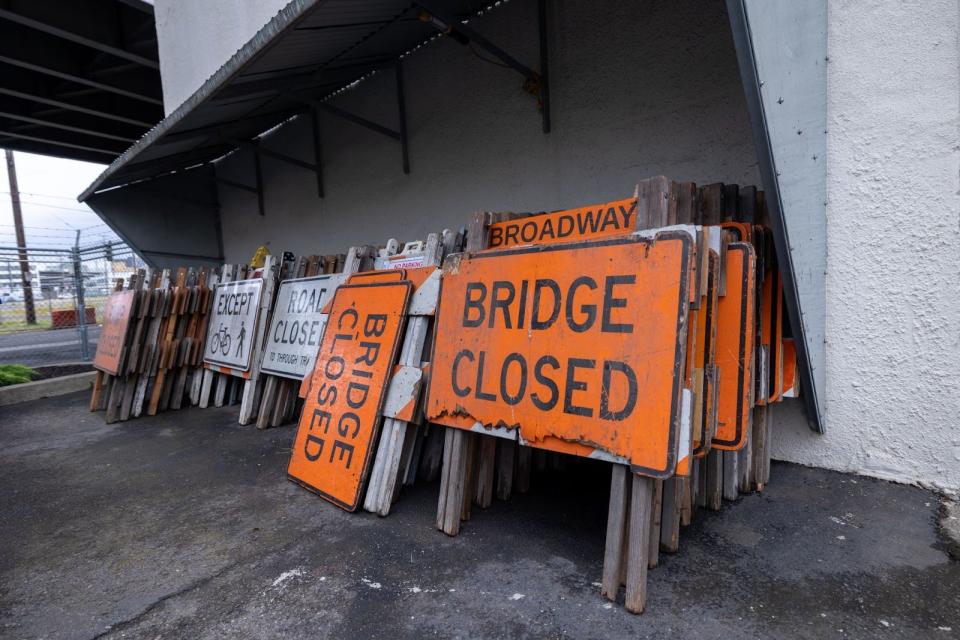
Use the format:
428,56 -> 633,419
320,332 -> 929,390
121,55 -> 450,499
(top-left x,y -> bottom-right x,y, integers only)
1,392 -> 957,639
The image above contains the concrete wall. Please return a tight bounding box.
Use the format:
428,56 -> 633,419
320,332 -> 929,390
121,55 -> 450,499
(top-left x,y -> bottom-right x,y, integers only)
771,0 -> 960,494
153,0 -> 289,114
213,0 -> 760,258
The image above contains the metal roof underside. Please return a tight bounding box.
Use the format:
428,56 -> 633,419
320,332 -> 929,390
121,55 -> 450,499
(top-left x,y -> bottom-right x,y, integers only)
80,0 -> 496,200
0,0 -> 162,165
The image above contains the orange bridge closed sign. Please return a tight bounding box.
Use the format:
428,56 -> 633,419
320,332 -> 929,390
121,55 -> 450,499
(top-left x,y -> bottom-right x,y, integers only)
426,232 -> 693,478
288,281 -> 412,511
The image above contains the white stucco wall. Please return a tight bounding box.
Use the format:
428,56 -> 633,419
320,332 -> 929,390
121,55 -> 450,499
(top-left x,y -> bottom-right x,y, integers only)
153,0 -> 288,114
771,0 -> 960,494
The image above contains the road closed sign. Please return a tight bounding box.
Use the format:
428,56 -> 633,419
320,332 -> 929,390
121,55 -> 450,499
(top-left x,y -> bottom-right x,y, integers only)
261,274 -> 347,380
287,280 -> 412,511
93,289 -> 136,375
426,233 -> 693,478
203,278 -> 263,372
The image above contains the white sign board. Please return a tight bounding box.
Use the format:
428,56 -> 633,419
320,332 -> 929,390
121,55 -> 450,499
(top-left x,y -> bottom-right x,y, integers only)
204,279 -> 264,372
260,273 -> 347,380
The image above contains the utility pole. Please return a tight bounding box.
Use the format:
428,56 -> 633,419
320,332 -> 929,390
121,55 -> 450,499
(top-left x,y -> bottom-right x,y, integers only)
4,149 -> 36,324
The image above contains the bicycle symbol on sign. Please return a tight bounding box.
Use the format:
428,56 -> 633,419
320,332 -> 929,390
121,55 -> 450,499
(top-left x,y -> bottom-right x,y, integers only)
209,323 -> 232,356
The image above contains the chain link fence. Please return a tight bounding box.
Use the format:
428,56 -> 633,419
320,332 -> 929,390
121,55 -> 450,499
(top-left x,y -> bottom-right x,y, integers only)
0,240 -> 146,367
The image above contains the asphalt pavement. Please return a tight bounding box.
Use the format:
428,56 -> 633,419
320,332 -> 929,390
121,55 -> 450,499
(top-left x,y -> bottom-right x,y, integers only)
0,326 -> 100,366
1,392 -> 957,639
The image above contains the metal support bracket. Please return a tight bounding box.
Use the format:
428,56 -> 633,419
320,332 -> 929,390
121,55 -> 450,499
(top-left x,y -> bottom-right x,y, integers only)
212,153 -> 264,216
286,66 -> 411,175
417,0 -> 550,133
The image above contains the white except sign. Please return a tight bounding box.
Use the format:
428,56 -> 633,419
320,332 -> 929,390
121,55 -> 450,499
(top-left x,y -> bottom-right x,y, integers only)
260,273 -> 347,380
204,278 -> 264,372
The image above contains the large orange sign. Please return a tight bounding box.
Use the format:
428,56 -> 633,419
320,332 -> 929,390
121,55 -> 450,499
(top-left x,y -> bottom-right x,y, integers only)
93,289 -> 136,375
486,197 -> 638,249
712,243 -> 756,449
426,233 -> 693,478
287,281 -> 412,511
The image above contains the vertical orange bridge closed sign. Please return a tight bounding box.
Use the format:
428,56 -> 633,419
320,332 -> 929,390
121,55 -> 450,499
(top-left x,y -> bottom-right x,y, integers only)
93,289 -> 136,375
287,281 -> 412,511
426,233 -> 693,478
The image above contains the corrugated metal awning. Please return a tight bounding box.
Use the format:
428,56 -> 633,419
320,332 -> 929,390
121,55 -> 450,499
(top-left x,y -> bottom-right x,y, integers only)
79,0 -> 502,199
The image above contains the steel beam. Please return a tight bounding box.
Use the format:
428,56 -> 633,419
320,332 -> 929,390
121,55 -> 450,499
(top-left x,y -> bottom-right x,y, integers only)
0,87 -> 153,128
0,110 -> 136,142
0,8 -> 159,70
0,129 -> 118,156
0,54 -> 161,105
396,63 -> 410,174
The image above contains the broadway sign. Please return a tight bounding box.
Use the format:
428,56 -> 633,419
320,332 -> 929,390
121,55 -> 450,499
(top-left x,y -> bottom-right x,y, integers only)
426,232 -> 693,478
260,274 -> 347,380
203,279 -> 263,372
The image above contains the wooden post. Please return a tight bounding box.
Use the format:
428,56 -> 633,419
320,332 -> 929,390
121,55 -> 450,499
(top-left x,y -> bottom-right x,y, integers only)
624,475 -> 654,614
495,439 -> 516,500
648,479 -> 663,569
601,464 -> 630,600
722,450 -> 739,500
705,448 -> 723,511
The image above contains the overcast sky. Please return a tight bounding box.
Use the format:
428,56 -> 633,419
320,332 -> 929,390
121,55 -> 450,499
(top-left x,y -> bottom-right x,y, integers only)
0,151 -> 121,251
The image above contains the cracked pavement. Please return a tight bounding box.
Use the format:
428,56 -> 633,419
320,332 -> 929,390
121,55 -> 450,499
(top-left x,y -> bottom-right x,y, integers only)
1,391 -> 958,639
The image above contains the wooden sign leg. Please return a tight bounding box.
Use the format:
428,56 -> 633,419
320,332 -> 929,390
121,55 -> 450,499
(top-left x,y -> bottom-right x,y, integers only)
751,404 -> 769,491
460,433 -> 478,521
601,464 -> 630,601
738,430 -> 752,493
214,374 -> 229,407
419,425 -> 444,483
474,435 -> 497,508
679,476 -> 692,526
706,449 -> 723,511
89,371 -> 105,411
238,376 -> 264,425
495,438 -> 516,500
514,445 -> 531,494
437,428 -> 468,535
256,376 -> 278,429
198,369 -> 216,408
648,479 -> 663,569
722,450 -> 739,500
761,405 -> 772,486
659,476 -> 681,553
119,375 -> 137,421
625,475 -> 654,614
104,376 -> 124,423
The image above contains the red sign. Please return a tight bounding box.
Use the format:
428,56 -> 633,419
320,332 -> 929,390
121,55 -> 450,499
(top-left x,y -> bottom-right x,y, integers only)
93,290 -> 136,375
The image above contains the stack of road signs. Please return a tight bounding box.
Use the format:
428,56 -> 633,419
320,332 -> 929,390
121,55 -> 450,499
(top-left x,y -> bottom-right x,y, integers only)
88,175 -> 792,615
287,230 -> 464,515
90,266 -> 216,422
278,177 -> 794,614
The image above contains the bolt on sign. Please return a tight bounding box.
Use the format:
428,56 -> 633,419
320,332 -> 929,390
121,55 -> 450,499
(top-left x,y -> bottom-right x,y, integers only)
486,197 -> 638,250
426,232 -> 693,478
203,279 -> 263,372
93,289 -> 136,375
260,274 -> 347,381
712,242 -> 756,450
288,280 -> 412,511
